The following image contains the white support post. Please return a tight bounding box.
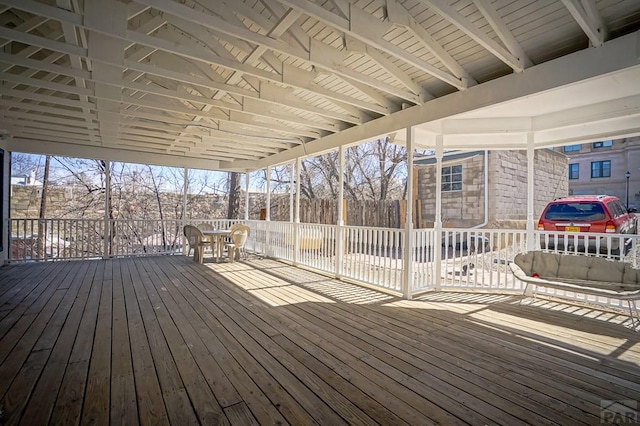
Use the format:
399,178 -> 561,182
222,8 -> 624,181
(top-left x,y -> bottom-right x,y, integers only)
526,134 -> 535,251
294,157 -> 301,265
182,167 -> 188,255
289,161 -> 294,222
103,160 -> 111,259
265,166 -> 271,221
1,150 -> 10,265
434,136 -> 444,290
295,158 -> 301,224
244,172 -> 250,221
336,146 -> 345,278
402,127 -> 415,299
265,166 -> 271,257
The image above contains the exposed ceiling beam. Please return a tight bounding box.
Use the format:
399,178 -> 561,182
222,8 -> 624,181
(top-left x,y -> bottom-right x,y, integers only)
6,137 -> 222,169
134,0 -> 414,108
419,0 -> 524,72
224,29 -> 640,169
472,0 -> 533,69
561,0 -> 605,47
385,0 -> 476,86
277,0 -> 466,90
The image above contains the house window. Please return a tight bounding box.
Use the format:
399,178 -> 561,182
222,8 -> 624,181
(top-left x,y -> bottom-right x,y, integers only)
569,163 -> 579,180
563,144 -> 581,152
591,160 -> 611,178
442,165 -> 462,192
593,140 -> 613,148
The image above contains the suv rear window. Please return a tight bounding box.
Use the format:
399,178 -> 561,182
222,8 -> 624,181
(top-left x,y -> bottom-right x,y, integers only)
543,202 -> 606,221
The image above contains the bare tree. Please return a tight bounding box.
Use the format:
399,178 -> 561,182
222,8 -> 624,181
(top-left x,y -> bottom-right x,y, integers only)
227,172 -> 241,219
291,138 -> 407,201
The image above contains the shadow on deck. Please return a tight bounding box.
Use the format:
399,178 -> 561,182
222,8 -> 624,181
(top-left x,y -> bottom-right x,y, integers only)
0,255 -> 638,424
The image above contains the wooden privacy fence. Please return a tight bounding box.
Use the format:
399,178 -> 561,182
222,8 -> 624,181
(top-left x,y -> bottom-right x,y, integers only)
267,198 -> 423,228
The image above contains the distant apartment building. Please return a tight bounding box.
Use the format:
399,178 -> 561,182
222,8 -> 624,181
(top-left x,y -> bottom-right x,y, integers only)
554,137 -> 640,210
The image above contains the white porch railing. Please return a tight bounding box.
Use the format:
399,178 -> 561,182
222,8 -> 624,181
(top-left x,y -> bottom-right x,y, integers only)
8,218 -> 640,309
10,218 -> 105,260
342,226 -> 404,292
110,219 -> 183,257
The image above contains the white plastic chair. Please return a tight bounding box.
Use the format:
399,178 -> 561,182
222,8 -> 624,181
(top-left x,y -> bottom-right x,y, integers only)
183,225 -> 212,264
225,224 -> 250,262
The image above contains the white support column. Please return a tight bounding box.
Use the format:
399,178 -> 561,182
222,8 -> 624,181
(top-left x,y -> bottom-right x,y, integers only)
1,150 -> 10,264
336,146 -> 345,278
244,172 -> 250,221
526,133 -> 535,250
103,160 -> 111,259
182,167 -> 188,255
294,157 -> 301,265
433,136 -> 444,290
289,162 -> 295,222
295,158 -> 301,224
265,166 -> 271,257
265,166 -> 271,221
402,127 -> 415,299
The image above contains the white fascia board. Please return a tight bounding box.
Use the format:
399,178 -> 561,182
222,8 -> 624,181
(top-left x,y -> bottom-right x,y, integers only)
224,29 -> 640,170
533,94 -> 640,132
6,137 -> 222,170
441,117 -> 533,134
534,114 -> 640,147
443,133 -> 529,149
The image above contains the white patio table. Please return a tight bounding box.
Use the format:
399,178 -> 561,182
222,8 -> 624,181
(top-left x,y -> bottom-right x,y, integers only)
201,229 -> 231,261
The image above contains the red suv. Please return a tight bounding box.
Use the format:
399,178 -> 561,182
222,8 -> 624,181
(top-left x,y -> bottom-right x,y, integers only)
538,195 -> 637,255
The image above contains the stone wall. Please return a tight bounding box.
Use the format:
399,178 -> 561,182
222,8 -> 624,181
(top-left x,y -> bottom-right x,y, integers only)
10,185 -> 227,220
488,149 -> 568,226
417,149 -> 568,229
417,152 -> 485,228
10,185 -> 83,219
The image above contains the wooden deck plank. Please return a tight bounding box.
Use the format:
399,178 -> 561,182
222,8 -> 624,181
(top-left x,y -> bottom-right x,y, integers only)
235,259 -> 640,423
81,261 -> 112,426
0,261 -> 87,423
50,261 -> 101,426
0,263 -> 55,317
19,261 -> 96,425
1,255 -> 639,425
144,258 -> 243,408
158,263 -> 291,425
110,259 -> 139,425
196,263 -> 456,425
223,402 -> 260,426
129,259 -> 200,426
121,259 -> 170,426
172,261 -> 347,425
165,258 -> 366,425
262,265 -> 597,424
211,265 -> 484,425
0,262 -> 79,398
0,262 -> 69,343
309,293 -> 591,425
135,259 -> 221,425
264,260 -> 638,417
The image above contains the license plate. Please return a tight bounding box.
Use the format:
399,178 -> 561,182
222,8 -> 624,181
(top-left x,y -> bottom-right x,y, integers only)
565,226 -> 580,232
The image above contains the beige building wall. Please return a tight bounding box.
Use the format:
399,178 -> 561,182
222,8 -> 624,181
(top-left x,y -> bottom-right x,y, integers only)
489,149 -> 568,226
417,152 -> 485,228
417,149 -> 568,229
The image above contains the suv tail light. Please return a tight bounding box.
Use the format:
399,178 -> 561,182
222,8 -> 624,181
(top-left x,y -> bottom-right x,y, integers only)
538,221 -> 544,231
605,221 -> 616,233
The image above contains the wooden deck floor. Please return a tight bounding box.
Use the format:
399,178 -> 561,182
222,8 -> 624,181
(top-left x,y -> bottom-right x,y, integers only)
0,255 -> 639,425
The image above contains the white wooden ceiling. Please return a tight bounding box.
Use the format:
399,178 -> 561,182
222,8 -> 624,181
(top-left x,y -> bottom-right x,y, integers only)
0,0 -> 639,171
